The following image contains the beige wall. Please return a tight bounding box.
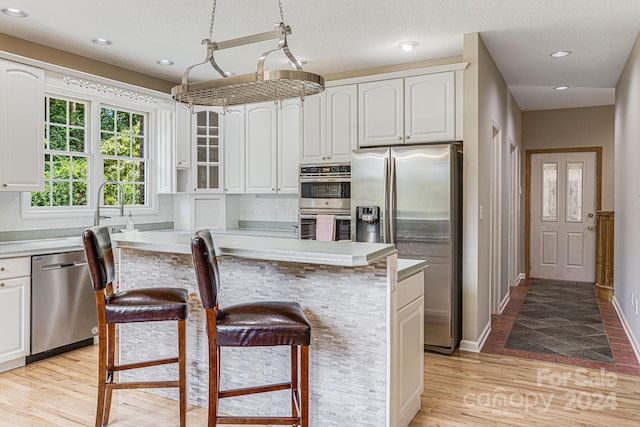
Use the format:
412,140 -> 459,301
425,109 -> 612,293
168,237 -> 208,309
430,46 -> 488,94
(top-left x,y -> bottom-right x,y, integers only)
614,34 -> 640,348
461,33 -> 522,350
522,106 -> 615,210
0,32 -> 174,93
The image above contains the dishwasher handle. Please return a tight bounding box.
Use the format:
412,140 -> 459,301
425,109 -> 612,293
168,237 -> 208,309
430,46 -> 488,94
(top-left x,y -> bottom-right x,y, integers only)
40,261 -> 88,271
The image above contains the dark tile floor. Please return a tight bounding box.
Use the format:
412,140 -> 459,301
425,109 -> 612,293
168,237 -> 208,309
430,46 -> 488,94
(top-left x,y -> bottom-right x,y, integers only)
482,279 -> 640,375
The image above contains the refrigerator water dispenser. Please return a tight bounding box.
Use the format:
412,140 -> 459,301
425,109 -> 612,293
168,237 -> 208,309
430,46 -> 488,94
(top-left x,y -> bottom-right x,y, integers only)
356,206 -> 380,243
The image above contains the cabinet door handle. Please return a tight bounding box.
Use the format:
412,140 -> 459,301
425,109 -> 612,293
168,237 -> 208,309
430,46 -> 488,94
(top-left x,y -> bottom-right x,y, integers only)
0,283 -> 4,288
406,136 -> 410,140
2,184 -> 6,187
0,267 -> 4,271
397,136 -> 402,141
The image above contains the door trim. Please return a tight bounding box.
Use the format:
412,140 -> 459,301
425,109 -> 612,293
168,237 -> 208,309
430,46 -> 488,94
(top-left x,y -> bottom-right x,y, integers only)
525,147 -> 602,278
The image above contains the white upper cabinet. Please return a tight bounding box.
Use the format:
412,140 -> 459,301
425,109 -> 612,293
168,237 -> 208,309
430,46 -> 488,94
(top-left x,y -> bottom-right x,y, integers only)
358,71 -> 459,147
301,85 -> 358,164
300,93 -> 326,163
175,103 -> 191,169
245,101 -> 300,194
326,85 -> 358,162
358,79 -> 404,147
0,60 -> 45,192
278,100 -> 301,193
245,102 -> 278,193
192,107 -> 222,192
223,106 -> 245,194
404,73 -> 455,143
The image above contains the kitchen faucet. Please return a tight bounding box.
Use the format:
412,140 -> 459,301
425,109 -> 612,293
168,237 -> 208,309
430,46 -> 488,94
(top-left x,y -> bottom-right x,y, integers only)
94,180 -> 125,226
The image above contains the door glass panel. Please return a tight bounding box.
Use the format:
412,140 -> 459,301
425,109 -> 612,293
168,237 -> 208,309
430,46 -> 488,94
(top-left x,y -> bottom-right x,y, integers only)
542,162 -> 557,221
566,161 -> 583,222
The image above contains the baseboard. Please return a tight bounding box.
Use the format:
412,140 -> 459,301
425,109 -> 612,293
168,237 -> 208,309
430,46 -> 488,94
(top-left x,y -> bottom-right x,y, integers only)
499,292 -> 510,314
0,357 -> 25,373
515,273 -> 526,286
460,320 -> 491,353
611,296 -> 640,364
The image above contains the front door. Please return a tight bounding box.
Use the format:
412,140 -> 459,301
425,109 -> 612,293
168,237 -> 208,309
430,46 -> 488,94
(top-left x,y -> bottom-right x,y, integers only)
529,152 -> 597,282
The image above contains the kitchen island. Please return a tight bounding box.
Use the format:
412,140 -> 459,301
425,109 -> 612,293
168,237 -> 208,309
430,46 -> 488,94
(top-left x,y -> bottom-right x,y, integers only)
112,230 -> 426,427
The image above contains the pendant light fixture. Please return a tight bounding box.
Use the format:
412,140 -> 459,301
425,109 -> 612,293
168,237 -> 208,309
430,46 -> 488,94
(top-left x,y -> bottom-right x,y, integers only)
172,0 -> 324,111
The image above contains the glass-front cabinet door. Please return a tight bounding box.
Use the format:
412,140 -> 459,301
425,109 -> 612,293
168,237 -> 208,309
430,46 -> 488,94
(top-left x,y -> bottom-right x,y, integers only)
192,108 -> 221,192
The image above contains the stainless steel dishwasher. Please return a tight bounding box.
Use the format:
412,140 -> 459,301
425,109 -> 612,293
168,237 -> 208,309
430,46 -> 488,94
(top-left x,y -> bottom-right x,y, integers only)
29,250 -> 98,362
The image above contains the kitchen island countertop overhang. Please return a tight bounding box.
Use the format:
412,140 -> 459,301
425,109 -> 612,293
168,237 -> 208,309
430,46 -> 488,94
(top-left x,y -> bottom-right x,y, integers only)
111,230 -> 399,267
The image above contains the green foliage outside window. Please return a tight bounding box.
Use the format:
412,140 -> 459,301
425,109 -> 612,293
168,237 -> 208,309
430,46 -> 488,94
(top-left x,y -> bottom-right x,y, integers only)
100,107 -> 147,206
31,97 -> 88,207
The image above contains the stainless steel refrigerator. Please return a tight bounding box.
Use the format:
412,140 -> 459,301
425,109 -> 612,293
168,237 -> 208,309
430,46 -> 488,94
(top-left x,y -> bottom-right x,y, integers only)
351,144 -> 462,354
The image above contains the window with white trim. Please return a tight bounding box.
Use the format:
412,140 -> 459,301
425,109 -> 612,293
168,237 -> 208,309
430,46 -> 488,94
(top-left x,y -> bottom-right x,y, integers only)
31,96 -> 89,207
29,95 -> 150,211
100,107 -> 148,206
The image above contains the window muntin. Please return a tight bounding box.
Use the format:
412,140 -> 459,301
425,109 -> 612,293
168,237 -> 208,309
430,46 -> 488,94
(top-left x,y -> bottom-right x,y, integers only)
100,107 -> 148,206
31,96 -> 89,207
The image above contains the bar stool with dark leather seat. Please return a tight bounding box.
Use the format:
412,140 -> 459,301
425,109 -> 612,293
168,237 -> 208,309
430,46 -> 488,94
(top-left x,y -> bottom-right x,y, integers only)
191,229 -> 311,427
82,226 -> 188,427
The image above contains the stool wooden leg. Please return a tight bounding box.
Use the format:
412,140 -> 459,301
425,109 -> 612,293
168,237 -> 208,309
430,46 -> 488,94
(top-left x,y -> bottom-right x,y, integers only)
102,323 -> 116,425
206,311 -> 218,427
301,345 -> 309,427
95,324 -> 108,427
178,319 -> 187,427
291,345 -> 299,422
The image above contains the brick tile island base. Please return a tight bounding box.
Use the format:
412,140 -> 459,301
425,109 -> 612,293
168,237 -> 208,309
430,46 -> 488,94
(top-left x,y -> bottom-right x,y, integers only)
112,231 -> 426,427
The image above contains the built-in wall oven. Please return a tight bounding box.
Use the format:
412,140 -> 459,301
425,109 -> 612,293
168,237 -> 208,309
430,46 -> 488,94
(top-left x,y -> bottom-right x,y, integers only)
299,164 -> 351,240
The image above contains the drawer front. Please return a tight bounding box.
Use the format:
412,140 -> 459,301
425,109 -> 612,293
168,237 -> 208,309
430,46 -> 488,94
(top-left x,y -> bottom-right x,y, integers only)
397,271 -> 424,309
0,257 -> 31,280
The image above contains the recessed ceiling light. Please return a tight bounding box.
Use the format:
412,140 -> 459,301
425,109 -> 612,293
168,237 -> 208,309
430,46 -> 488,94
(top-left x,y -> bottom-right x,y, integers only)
91,38 -> 113,46
550,50 -> 572,58
2,8 -> 28,18
156,59 -> 174,66
397,41 -> 419,52
554,86 -> 570,91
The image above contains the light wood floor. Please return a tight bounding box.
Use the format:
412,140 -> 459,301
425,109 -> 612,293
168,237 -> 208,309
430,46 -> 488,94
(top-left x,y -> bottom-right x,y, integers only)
0,345 -> 639,426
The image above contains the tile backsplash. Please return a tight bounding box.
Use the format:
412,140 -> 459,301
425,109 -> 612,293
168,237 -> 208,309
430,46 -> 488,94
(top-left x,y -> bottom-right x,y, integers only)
235,194 -> 298,223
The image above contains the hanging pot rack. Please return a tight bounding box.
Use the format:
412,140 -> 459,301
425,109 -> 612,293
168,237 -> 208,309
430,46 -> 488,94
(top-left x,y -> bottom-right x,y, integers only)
172,1 -> 324,110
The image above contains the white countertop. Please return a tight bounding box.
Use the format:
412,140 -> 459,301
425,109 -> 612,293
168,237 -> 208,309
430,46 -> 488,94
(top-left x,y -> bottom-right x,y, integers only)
0,230 -> 427,278
0,236 -> 83,258
112,230 -> 396,267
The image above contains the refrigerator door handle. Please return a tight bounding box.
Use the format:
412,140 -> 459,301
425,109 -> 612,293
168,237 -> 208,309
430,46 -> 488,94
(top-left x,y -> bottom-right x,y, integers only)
389,156 -> 396,245
382,157 -> 389,244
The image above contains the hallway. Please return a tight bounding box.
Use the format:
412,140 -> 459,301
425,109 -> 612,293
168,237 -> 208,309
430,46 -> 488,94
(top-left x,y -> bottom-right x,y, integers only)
481,279 -> 640,376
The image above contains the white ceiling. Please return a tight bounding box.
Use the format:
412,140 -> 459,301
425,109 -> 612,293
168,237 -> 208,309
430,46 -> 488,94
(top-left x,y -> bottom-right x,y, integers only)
2,0 -> 640,111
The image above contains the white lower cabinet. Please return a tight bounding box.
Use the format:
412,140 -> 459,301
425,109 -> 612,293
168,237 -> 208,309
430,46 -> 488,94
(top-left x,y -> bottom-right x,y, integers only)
0,257 -> 30,370
397,296 -> 424,421
394,271 -> 424,427
173,194 -> 226,231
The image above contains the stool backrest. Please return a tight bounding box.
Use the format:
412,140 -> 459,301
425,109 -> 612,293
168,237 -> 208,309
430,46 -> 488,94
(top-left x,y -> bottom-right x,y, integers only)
82,226 -> 116,292
191,230 -> 221,310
